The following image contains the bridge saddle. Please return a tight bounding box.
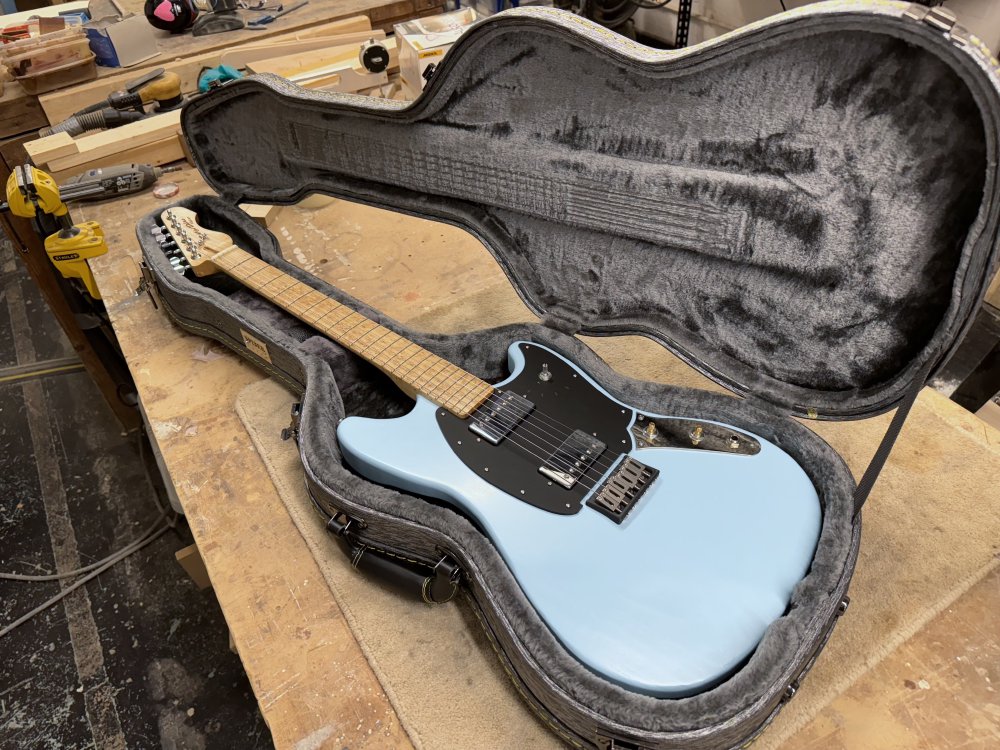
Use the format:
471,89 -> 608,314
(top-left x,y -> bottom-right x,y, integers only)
587,457 -> 659,524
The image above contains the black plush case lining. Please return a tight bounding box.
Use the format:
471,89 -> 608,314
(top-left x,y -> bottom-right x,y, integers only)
136,4 -> 1000,749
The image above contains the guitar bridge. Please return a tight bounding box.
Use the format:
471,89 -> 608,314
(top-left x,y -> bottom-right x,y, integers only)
587,457 -> 658,524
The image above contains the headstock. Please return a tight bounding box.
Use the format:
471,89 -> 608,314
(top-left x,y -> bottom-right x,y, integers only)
154,207 -> 236,277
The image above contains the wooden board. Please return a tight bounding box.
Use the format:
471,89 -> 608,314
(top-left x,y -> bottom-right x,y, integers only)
37,0 -> 446,126
248,38 -> 398,79
37,15 -> 373,126
0,85 -> 47,139
48,135 -> 186,184
23,130 -> 78,164
220,30 -> 387,70
42,110 -> 182,173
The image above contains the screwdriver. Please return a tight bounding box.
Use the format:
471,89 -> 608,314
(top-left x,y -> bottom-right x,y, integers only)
247,1 -> 309,28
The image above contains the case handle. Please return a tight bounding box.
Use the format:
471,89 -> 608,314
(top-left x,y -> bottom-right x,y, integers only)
326,513 -> 460,603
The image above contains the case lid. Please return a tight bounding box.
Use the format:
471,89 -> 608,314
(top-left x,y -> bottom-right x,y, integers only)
180,2 -> 1000,419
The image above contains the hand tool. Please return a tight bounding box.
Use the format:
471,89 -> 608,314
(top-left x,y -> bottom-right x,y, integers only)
247,0 -> 308,28
59,164 -> 183,203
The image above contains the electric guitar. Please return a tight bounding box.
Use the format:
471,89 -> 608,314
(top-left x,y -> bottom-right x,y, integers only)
156,207 -> 821,697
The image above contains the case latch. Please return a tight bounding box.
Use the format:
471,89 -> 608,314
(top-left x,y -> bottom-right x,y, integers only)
135,260 -> 159,309
904,4 -> 958,35
280,402 -> 302,442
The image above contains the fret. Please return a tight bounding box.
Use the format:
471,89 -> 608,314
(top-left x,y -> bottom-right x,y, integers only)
411,356 -> 448,390
263,276 -> 298,295
309,300 -> 344,326
420,360 -> 461,395
316,306 -> 354,332
201,244 -> 494,418
384,343 -> 423,374
326,311 -> 368,340
247,267 -> 285,289
244,262 -> 273,280
294,291 -> 328,318
355,325 -> 394,353
372,337 -> 410,366
396,350 -> 432,379
443,370 -> 486,409
424,363 -> 465,399
342,320 -> 380,348
272,282 -> 311,307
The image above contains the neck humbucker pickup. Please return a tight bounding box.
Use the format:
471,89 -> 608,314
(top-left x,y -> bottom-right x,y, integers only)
469,390 -> 535,445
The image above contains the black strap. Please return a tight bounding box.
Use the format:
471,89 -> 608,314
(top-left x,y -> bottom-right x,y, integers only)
852,359 -> 937,515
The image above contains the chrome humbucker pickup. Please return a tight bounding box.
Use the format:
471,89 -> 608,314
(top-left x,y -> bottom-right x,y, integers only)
587,457 -> 659,524
539,430 -> 607,490
468,390 -> 535,445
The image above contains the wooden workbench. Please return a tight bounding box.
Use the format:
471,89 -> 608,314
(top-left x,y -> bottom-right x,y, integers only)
76,164 -> 1000,749
1,0 -> 442,138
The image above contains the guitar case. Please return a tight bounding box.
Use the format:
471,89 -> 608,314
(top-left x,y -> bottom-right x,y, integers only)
135,3 -> 1000,748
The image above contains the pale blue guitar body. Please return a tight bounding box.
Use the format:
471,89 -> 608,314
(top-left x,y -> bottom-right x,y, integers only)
337,342 -> 821,697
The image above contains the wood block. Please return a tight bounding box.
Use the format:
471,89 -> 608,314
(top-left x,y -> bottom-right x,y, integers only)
976,399 -> 1000,432
987,268 -> 1000,310
23,130 -> 77,165
220,30 -> 386,70
45,110 -> 182,172
37,15 -> 373,126
175,543 -> 213,590
240,203 -> 282,228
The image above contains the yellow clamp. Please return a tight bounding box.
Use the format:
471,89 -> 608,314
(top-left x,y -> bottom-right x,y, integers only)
5,167 -> 107,300
45,223 -> 107,300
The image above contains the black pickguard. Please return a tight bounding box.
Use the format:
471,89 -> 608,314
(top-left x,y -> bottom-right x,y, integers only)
435,343 -> 631,515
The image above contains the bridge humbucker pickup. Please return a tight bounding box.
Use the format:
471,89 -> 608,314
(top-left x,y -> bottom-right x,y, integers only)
538,430 -> 607,490
468,390 -> 535,445
587,457 -> 659,524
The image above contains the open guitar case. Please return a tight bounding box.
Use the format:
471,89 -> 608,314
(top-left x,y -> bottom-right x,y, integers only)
135,3 -> 1000,748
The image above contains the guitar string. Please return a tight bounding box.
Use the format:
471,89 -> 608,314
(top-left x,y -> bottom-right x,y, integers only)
469,394 -> 625,477
231,263 -> 626,480
449,415 -> 620,494
464,395 -> 628,482
201,241 -> 630,481
472,389 -> 632,473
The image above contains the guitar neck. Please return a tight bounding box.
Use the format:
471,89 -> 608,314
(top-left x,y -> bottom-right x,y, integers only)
211,244 -> 493,418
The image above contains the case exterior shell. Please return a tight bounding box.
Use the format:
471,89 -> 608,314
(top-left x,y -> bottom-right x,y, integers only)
136,4 -> 1000,748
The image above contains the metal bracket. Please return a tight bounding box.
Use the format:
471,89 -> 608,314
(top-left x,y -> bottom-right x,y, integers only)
280,402 -> 302,441
422,555 -> 461,604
